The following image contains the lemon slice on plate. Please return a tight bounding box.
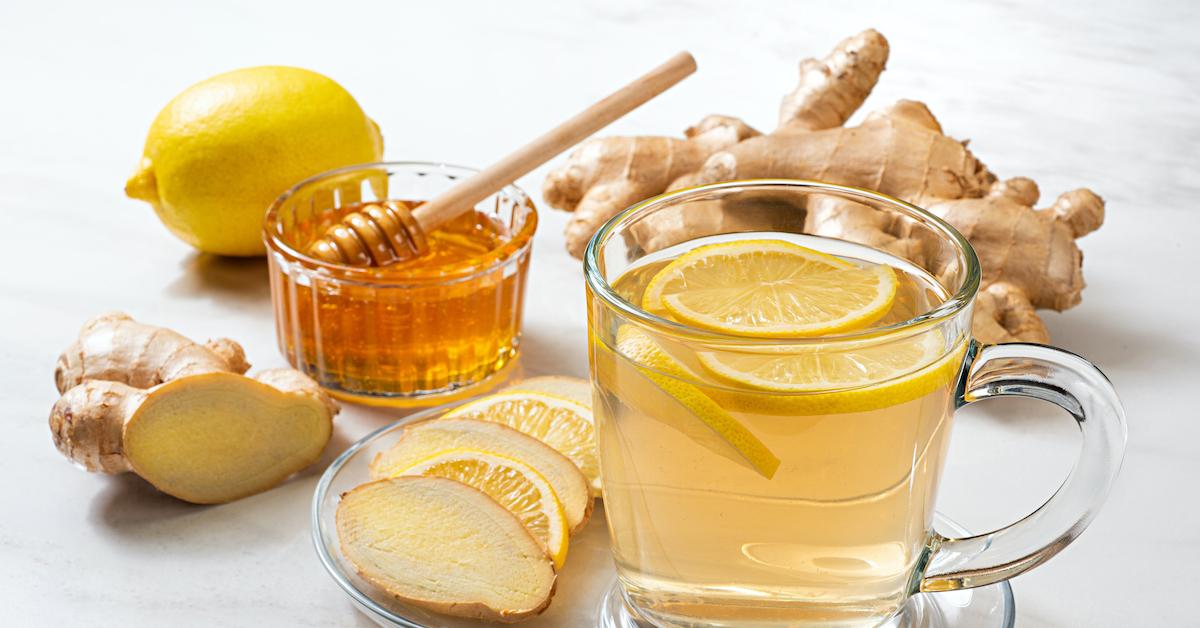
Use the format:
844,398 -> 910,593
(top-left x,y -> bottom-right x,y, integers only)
394,448 -> 570,568
446,391 -> 601,493
605,326 -> 780,479
506,375 -> 593,409
370,418 -> 592,533
643,239 -> 898,337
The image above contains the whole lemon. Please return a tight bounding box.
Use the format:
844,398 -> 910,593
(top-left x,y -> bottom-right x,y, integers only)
125,66 -> 383,256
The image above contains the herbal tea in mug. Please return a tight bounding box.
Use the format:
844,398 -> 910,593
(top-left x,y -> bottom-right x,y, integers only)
585,181 -> 1125,627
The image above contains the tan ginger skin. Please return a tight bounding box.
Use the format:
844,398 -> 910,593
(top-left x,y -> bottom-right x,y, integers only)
543,29 -> 1104,344
50,312 -> 339,503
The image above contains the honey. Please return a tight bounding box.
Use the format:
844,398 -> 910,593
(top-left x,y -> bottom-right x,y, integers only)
265,163 -> 537,406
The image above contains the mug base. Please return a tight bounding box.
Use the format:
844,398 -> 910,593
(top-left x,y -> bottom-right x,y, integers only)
598,572 -> 1014,628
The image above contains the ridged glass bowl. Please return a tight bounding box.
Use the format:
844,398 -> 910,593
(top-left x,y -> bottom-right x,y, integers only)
265,162 -> 537,408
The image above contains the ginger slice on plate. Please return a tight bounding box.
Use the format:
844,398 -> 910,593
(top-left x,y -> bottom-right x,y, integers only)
337,476 -> 556,623
371,418 -> 593,533
395,448 -> 571,569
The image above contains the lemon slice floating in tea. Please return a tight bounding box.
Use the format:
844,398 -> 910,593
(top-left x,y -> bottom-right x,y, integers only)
606,326 -> 780,479
699,331 -> 944,392
446,391 -> 601,493
698,332 -> 967,415
393,448 -> 570,568
643,239 -> 898,337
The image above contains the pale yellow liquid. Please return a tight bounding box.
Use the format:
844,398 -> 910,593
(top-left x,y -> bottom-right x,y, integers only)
590,233 -> 961,627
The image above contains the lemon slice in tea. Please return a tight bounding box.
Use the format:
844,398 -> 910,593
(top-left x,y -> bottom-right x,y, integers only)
643,239 -> 898,337
699,331 -> 967,415
607,326 -> 780,479
699,330 -> 944,392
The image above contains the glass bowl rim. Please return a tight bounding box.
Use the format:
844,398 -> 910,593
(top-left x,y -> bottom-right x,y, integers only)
582,179 -> 982,346
264,161 -> 537,284
311,407 -> 443,628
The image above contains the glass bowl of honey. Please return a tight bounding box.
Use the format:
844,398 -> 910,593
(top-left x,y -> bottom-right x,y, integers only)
264,162 -> 537,407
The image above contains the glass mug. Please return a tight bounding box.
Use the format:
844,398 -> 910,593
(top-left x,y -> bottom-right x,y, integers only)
584,180 -> 1126,627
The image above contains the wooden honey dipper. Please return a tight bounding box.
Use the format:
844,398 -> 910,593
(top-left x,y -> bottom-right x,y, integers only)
306,51 -> 697,267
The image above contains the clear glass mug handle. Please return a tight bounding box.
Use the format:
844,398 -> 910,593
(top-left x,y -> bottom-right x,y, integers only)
920,342 -> 1128,592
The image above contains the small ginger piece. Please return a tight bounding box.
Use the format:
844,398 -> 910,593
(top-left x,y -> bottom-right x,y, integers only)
49,313 -> 338,504
55,311 -> 249,393
542,29 -> 1105,344
691,99 -> 996,204
926,179 -> 1104,343
337,476 -> 556,623
777,28 -> 890,132
544,115 -> 759,257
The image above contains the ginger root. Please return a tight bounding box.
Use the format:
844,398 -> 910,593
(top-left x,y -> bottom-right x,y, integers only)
544,29 -> 1104,343
544,114 -> 759,258
926,179 -> 1103,342
50,312 -> 339,504
337,476 -> 557,622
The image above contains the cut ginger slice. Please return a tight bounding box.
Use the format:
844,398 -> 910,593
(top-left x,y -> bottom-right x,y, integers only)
336,476 -> 556,623
395,448 -> 570,568
370,418 -> 593,533
121,371 -> 333,504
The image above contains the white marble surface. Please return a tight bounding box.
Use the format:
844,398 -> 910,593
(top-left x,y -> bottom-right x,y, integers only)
2,1 -> 1198,626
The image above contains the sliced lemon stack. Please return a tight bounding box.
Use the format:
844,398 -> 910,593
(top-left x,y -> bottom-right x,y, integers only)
644,239 -> 898,337
395,448 -> 569,568
371,417 -> 592,533
446,391 -> 600,492
342,415 -> 594,622
506,375 -> 593,408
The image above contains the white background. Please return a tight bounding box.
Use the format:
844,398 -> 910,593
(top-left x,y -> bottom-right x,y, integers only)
2,1 -> 1198,626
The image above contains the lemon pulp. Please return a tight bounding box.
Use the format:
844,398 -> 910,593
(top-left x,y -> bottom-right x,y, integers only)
643,239 -> 898,337
446,391 -> 601,492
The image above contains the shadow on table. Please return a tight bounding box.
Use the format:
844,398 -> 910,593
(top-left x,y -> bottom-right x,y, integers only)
87,473 -> 201,527
960,311 -> 1166,428
84,421 -> 364,545
341,606 -> 383,627
88,473 -> 319,548
295,422 -> 364,480
1044,311 -> 1185,370
519,325 -> 588,379
166,253 -> 271,307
